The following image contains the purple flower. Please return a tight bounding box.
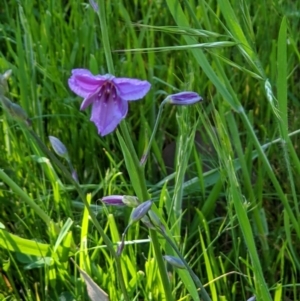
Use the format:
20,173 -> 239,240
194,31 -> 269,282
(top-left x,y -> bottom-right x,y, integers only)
101,195 -> 125,206
68,69 -> 151,136
168,91 -> 202,105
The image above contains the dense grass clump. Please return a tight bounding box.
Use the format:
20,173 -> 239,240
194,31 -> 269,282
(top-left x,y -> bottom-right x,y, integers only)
1,1 -> 300,300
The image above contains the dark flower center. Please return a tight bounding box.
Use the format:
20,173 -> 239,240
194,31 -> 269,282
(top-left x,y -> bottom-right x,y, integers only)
98,81 -> 117,105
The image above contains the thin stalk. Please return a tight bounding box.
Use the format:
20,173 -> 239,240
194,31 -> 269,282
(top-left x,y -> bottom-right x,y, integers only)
28,130 -> 116,253
0,124 -> 121,273
27,130 -> 127,298
161,229 -> 212,301
0,169 -> 52,227
97,1 -> 173,300
140,101 -> 165,165
276,17 -> 300,225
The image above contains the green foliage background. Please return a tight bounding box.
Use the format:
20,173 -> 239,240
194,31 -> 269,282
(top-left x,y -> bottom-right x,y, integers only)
0,0 -> 300,300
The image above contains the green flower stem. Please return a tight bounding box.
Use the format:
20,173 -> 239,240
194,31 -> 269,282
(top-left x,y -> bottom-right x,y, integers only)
97,0 -> 115,75
27,130 -> 124,275
0,169 -> 52,228
96,3 -> 129,300
28,131 -> 114,247
140,100 -> 166,165
29,130 -> 132,299
0,91 -> 118,264
97,1 -> 173,300
161,229 -> 212,301
118,126 -> 174,301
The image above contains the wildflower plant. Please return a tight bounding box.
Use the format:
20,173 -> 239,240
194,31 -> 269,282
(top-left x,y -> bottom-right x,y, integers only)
0,1 -> 296,301
62,1 -> 209,300
0,1 -> 207,301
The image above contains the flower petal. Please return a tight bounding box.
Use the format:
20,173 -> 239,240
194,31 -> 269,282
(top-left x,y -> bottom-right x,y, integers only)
90,92 -> 128,136
68,69 -> 107,98
80,91 -> 99,110
112,77 -> 151,101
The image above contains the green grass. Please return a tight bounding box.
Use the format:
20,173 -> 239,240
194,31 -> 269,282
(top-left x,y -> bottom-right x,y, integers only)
1,0 -> 300,300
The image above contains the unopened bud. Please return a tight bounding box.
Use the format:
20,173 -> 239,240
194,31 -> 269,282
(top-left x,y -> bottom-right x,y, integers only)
101,195 -> 125,206
3,69 -> 12,79
0,70 -> 12,95
49,136 -> 68,158
72,170 -> 79,183
130,200 -> 152,223
89,0 -> 98,11
0,96 -> 30,125
163,255 -> 186,269
167,91 -> 202,106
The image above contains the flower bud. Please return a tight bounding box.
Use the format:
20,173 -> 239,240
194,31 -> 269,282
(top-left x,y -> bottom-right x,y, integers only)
72,170 -> 79,183
3,69 -> 12,80
49,136 -> 68,158
89,0 -> 98,11
163,255 -> 186,269
8,102 -> 29,121
130,200 -> 152,223
168,91 -> 202,105
101,195 -> 125,206
1,96 -> 31,125
0,70 -> 12,95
